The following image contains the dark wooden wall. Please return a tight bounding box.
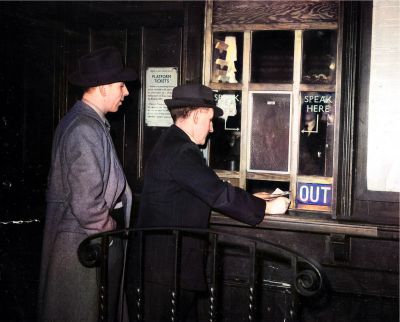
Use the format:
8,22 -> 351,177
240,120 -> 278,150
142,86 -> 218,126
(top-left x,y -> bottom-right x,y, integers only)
0,2 -> 204,319
0,1 -> 204,223
210,218 -> 398,322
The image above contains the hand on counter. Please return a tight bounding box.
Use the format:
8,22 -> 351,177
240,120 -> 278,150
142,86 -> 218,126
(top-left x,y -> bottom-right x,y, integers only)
253,188 -> 290,215
264,196 -> 290,215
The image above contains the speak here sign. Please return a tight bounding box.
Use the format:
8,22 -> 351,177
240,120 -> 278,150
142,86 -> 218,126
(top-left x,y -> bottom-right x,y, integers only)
296,182 -> 332,206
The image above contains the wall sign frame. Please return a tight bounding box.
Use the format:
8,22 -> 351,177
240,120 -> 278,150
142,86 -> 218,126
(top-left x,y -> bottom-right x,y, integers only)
145,67 -> 178,127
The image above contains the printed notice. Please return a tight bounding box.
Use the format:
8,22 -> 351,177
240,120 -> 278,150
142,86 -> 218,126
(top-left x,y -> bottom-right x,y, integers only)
145,67 -> 178,127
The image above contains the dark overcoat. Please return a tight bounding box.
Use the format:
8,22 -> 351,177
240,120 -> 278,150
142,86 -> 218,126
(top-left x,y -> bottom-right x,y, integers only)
135,125 -> 265,291
38,101 -> 131,321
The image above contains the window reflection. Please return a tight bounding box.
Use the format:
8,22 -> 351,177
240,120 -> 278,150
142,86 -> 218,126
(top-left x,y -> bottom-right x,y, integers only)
212,33 -> 243,83
298,92 -> 335,176
251,31 -> 294,83
209,91 -> 241,171
302,30 -> 337,84
247,179 -> 290,195
249,92 -> 291,172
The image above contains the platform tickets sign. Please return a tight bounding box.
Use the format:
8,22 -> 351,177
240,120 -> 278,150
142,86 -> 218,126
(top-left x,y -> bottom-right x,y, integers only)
145,67 -> 178,127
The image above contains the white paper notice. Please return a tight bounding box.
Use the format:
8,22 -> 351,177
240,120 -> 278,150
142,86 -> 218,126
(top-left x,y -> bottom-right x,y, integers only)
145,67 -> 178,127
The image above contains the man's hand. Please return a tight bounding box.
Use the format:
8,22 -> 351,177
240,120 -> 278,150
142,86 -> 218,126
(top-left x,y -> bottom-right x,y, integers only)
264,196 -> 290,215
253,189 -> 290,215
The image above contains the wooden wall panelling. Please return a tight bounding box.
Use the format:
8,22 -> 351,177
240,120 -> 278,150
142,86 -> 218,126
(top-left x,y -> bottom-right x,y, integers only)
21,20 -> 58,220
1,5 -> 26,221
182,1 -> 205,84
0,3 -> 61,221
124,29 -> 142,188
63,3 -> 91,117
140,27 -> 182,180
336,1 -> 357,220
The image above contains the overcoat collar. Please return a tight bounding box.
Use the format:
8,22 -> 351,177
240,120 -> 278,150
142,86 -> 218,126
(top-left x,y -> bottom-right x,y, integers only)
78,100 -> 111,129
171,124 -> 197,146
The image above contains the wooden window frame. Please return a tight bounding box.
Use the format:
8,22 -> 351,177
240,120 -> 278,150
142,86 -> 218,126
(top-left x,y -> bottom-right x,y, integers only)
203,0 -> 342,217
355,2 -> 399,204
341,1 -> 399,225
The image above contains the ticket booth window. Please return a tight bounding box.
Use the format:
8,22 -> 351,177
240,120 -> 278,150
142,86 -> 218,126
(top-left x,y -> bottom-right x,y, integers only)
248,92 -> 291,173
209,90 -> 242,172
302,30 -> 337,84
204,1 -> 340,215
299,92 -> 335,177
251,31 -> 294,83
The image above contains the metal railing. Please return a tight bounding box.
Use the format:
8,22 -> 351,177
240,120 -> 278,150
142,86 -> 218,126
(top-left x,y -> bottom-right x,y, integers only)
78,228 -> 324,322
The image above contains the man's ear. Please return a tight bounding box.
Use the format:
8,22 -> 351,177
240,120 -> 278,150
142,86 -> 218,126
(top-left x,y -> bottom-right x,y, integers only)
192,109 -> 199,124
98,85 -> 107,97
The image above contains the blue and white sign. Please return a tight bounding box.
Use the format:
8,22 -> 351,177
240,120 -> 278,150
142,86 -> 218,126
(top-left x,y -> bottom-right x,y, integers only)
296,182 -> 332,206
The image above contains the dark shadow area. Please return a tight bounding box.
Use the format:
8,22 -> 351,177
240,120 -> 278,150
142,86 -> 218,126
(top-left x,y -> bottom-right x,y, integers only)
0,222 -> 43,321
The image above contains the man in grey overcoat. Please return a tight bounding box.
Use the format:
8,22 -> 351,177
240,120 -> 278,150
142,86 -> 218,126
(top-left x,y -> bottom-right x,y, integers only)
38,47 -> 137,322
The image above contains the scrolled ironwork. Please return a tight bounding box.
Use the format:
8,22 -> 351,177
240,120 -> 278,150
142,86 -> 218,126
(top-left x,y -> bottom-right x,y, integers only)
209,287 -> 216,322
77,240 -> 103,268
136,287 -> 142,321
77,227 -> 325,321
294,268 -> 323,297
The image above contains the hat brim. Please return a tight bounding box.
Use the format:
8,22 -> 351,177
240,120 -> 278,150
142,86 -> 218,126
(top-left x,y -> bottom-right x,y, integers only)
164,99 -> 223,118
69,67 -> 138,87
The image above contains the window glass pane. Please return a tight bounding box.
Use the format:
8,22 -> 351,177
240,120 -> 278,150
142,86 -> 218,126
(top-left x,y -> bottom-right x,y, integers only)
209,91 -> 242,171
251,31 -> 294,83
249,92 -> 291,172
298,92 -> 335,176
247,180 -> 290,196
302,30 -> 337,84
212,32 -> 243,83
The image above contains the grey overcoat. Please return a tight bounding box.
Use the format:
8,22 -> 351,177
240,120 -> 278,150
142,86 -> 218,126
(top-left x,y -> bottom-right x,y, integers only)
38,100 -> 132,321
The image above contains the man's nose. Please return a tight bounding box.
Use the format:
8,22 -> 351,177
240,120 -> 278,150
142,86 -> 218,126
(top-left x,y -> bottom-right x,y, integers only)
124,85 -> 129,96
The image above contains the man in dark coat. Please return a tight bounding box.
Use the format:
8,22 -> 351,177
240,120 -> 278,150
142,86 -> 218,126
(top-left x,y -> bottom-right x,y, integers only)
38,47 -> 137,322
134,84 -> 290,321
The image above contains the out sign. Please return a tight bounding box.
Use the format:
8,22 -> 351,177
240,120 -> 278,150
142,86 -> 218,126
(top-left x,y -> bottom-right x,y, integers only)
296,183 -> 332,206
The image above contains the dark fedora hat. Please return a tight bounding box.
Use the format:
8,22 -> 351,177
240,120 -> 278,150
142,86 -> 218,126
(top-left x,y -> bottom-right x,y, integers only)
69,46 -> 137,87
165,84 -> 223,117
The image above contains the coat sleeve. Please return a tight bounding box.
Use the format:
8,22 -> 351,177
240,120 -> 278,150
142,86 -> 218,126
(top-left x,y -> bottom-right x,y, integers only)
64,120 -> 115,232
169,144 -> 265,226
